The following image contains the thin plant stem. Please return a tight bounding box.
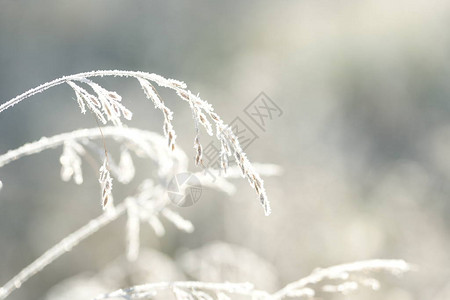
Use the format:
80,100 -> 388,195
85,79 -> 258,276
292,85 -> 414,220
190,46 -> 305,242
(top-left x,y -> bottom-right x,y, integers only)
271,259 -> 411,299
0,70 -> 184,114
0,127 -> 182,169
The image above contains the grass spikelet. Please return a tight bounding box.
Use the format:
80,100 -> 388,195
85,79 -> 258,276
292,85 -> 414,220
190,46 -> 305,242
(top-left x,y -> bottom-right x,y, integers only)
99,158 -> 113,209
1,70 -> 272,215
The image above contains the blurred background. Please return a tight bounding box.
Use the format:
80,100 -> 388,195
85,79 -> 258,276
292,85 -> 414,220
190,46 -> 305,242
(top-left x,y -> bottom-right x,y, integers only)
1,0 -> 450,299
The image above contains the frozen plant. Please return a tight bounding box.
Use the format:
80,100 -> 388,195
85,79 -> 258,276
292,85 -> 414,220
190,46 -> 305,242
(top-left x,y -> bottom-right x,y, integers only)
0,70 -> 270,215
95,259 -> 412,300
0,124 -> 279,299
0,70 -> 412,300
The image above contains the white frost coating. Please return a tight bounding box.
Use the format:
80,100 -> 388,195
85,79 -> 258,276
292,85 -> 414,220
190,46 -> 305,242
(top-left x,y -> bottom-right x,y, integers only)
94,259 -> 411,300
0,70 -> 279,300
0,70 -> 270,215
0,131 -> 189,300
272,259 -> 411,299
0,127 -> 188,178
99,158 -> 113,209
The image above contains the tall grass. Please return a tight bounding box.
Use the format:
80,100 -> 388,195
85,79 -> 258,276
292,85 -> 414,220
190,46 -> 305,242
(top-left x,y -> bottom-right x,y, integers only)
0,71 -> 410,299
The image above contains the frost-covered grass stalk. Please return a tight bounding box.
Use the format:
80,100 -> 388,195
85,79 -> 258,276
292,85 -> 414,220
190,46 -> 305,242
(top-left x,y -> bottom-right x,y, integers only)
0,70 -> 270,215
0,71 -> 273,299
0,125 -> 182,299
0,127 -> 189,184
0,70 -> 411,300
271,259 -> 412,299
0,123 -> 280,299
95,259 -> 411,300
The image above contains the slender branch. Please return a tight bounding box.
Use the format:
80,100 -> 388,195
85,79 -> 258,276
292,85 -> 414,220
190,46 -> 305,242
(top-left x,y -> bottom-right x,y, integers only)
0,203 -> 127,300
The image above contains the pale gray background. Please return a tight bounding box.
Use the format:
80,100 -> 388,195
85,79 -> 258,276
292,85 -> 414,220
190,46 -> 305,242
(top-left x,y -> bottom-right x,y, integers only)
1,1 -> 450,299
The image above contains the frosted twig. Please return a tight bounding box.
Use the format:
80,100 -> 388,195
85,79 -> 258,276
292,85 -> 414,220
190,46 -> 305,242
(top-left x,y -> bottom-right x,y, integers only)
137,77 -> 177,150
0,70 -> 184,114
99,158 -> 113,209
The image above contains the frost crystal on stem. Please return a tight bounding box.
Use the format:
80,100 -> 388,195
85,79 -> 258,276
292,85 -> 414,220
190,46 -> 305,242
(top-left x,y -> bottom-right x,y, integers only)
0,120 -> 282,300
99,158 -> 113,209
95,259 -> 411,300
0,70 -> 271,215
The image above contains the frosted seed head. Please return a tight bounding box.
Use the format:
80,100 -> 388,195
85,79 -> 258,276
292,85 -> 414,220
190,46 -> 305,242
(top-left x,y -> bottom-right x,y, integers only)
99,158 -> 113,209
177,90 -> 190,101
194,137 -> 203,166
112,103 -> 121,116
102,102 -> 113,119
137,77 -> 163,107
88,95 -> 101,108
121,107 -> 133,120
75,93 -> 86,114
198,112 -> 213,136
209,112 -> 220,122
107,91 -> 121,101
167,78 -> 186,88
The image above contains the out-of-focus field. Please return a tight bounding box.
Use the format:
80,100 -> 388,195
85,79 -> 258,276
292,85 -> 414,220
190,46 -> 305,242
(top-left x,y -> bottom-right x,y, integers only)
1,1 -> 450,299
